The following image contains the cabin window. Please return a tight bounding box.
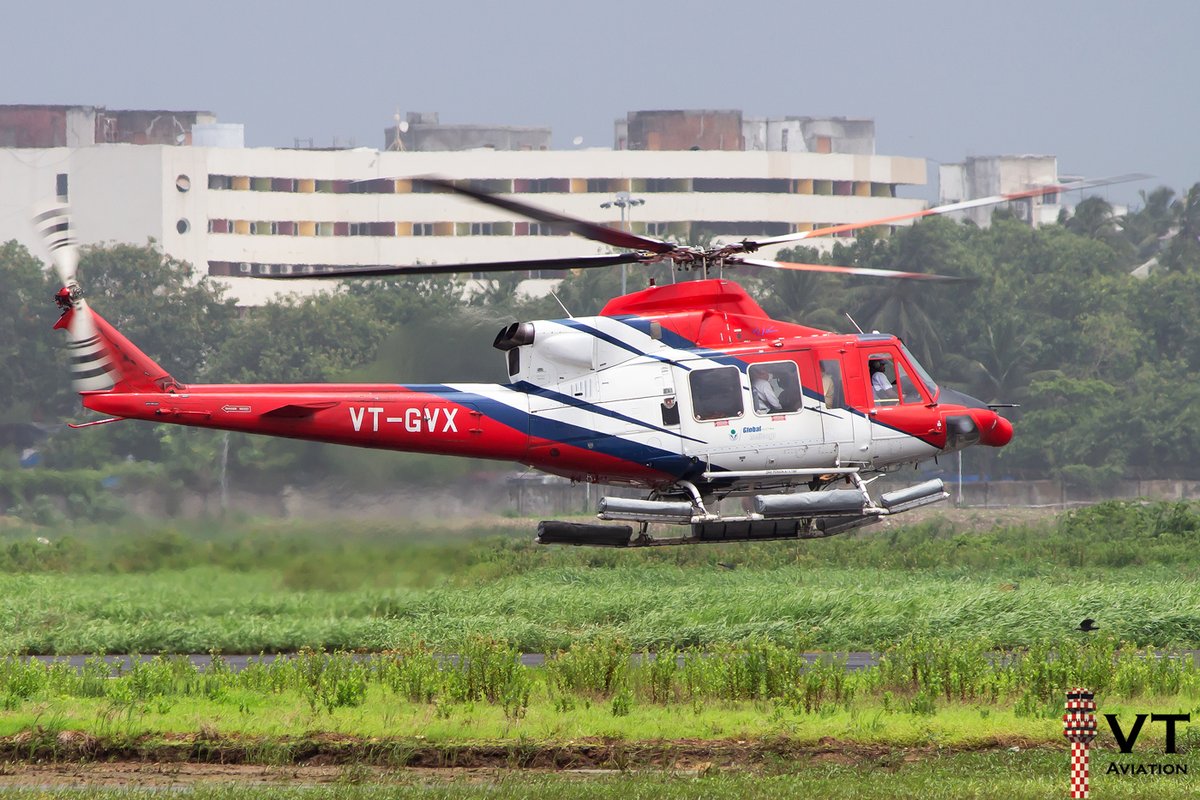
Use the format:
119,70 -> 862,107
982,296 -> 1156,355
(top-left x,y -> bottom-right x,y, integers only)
688,367 -> 744,421
748,362 -> 803,415
819,359 -> 847,409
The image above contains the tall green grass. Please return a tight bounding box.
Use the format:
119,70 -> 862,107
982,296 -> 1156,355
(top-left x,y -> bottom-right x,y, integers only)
2,635 -> 1196,721
0,501 -> 1197,653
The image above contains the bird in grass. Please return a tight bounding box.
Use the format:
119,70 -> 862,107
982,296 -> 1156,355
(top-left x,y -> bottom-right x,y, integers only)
1078,618 -> 1099,632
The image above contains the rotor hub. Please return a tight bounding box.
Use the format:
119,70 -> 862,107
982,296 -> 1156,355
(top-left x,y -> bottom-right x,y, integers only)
54,284 -> 82,311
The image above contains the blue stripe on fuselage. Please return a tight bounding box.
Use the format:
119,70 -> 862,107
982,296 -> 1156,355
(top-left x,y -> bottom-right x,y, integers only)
513,381 -> 706,445
406,384 -> 700,479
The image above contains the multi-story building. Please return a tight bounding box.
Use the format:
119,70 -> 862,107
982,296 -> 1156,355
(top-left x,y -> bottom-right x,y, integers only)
0,105 -> 929,305
938,155 -> 1064,227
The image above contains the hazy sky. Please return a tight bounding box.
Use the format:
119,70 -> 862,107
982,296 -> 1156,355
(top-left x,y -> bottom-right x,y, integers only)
4,1 -> 1195,206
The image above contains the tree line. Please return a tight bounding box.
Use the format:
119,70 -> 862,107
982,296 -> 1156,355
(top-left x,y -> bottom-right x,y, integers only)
2,182 -> 1198,491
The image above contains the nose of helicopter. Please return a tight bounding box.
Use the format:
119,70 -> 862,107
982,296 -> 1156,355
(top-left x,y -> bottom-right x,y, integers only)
971,409 -> 1013,447
938,388 -> 1014,449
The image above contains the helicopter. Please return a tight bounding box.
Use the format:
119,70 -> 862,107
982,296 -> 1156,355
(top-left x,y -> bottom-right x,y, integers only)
37,174 -> 1137,547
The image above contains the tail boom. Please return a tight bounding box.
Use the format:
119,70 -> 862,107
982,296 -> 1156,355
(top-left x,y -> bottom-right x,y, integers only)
81,384 -> 680,484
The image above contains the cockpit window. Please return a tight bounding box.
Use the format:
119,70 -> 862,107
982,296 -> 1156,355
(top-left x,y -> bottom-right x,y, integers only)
869,352 -> 927,405
900,343 -> 939,400
895,362 -> 924,404
868,353 -> 899,404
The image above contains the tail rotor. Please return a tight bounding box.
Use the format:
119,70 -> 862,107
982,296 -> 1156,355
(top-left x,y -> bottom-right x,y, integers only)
33,202 -> 116,393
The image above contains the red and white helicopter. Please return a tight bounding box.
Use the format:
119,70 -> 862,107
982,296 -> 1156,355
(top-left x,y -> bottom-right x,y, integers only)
37,175 -> 1133,546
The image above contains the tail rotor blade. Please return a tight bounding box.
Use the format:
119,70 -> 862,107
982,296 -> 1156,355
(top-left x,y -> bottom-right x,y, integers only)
33,200 -> 116,392
32,201 -> 79,287
63,299 -> 116,392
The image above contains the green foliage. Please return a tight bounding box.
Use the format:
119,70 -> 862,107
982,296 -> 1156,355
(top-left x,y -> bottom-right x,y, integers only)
0,241 -> 70,419
79,242 -> 239,381
548,638 -> 631,698
0,633 -> 1195,725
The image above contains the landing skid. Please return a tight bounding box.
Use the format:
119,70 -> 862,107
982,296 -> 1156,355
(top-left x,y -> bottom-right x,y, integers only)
535,475 -> 948,547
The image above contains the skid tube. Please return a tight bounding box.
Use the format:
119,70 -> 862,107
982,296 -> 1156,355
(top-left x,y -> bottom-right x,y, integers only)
534,473 -> 948,547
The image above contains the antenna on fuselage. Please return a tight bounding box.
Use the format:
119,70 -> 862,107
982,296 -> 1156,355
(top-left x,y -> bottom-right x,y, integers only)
550,290 -> 574,319
844,311 -> 865,334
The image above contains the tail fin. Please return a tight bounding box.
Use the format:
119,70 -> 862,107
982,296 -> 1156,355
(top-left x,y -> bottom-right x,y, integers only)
54,304 -> 181,394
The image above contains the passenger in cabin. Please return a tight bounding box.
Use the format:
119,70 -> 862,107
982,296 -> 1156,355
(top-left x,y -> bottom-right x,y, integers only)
870,359 -> 893,398
752,371 -> 783,413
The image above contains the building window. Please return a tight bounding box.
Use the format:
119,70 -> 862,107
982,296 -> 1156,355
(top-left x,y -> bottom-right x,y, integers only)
693,178 -> 791,193
689,367 -> 744,421
470,222 -> 495,236
413,223 -> 434,236
56,173 -> 68,200
176,219 -> 190,234
208,174 -> 232,190
175,175 -> 191,193
514,178 -> 569,193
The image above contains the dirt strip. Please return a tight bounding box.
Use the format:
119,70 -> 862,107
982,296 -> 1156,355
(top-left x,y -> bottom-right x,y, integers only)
0,730 -> 1054,785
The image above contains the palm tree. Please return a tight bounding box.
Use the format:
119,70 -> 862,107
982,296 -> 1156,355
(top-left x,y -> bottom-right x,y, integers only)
1164,183 -> 1200,271
943,316 -> 1043,406
1121,186 -> 1180,261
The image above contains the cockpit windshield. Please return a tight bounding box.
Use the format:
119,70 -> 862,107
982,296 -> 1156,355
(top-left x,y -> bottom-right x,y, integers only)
900,343 -> 939,401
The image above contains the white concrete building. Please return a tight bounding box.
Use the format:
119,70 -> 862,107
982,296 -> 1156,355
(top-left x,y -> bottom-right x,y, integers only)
0,109 -> 929,306
938,155 -> 1063,227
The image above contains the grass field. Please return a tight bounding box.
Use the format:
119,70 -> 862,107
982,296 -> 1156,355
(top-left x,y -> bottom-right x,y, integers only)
0,500 -> 1198,653
0,500 -> 1197,795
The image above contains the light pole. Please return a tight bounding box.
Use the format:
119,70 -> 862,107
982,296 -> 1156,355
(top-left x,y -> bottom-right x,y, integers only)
600,191 -> 644,294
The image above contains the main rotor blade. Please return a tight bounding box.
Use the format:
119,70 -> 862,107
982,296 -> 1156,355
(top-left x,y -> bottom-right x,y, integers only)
259,252 -> 645,279
32,201 -> 79,286
747,173 -> 1152,248
735,257 -> 967,282
416,177 -> 676,255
